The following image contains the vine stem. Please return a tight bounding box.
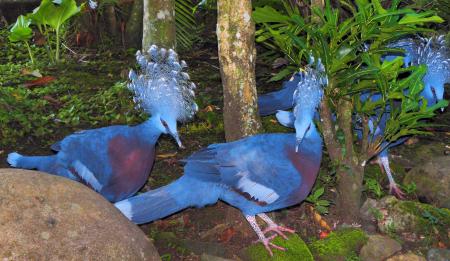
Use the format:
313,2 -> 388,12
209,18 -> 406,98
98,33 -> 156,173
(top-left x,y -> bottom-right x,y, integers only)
25,41 -> 34,64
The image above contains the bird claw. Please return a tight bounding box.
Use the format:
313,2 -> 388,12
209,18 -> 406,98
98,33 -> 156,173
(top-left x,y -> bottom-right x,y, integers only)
263,225 -> 296,240
255,234 -> 286,256
389,183 -> 406,199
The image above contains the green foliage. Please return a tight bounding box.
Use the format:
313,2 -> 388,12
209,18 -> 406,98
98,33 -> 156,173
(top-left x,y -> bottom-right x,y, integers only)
364,177 -> 384,199
9,15 -> 33,43
9,15 -> 35,64
9,0 -> 84,64
401,181 -> 417,195
253,0 -> 448,161
175,0 -> 200,50
308,228 -> 367,261
306,187 -> 331,214
31,0 -> 84,62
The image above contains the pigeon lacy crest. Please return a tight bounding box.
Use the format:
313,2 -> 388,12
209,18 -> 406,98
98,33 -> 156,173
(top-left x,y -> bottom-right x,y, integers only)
128,45 -> 198,122
415,35 -> 450,78
292,64 -> 326,117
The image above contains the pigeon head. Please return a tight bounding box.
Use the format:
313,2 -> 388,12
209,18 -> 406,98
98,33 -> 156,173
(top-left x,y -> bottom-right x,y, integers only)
128,45 -> 198,148
412,35 -> 449,110
292,60 -> 326,151
159,113 -> 183,148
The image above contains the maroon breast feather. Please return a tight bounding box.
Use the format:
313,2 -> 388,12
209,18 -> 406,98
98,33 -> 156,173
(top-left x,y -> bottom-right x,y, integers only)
107,135 -> 155,197
285,146 -> 321,204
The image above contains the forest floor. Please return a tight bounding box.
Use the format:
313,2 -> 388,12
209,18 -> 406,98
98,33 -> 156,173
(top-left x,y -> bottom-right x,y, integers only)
1,29 -> 449,260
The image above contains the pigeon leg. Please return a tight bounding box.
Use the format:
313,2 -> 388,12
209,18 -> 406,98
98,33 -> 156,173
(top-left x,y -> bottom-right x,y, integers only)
378,155 -> 405,199
258,213 -> 295,239
245,215 -> 285,256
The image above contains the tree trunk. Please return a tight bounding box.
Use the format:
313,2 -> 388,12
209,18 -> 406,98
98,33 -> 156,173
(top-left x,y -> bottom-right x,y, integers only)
335,164 -> 364,224
125,0 -> 143,49
217,0 -> 261,142
320,96 -> 364,224
142,0 -> 176,50
105,5 -> 118,38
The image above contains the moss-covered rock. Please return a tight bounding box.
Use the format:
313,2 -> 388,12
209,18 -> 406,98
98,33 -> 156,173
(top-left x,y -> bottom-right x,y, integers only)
245,233 -> 313,261
361,196 -> 450,244
403,156 -> 450,208
308,228 -> 368,261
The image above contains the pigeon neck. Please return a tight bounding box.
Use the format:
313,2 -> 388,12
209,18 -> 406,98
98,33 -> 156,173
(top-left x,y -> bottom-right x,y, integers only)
138,117 -> 164,143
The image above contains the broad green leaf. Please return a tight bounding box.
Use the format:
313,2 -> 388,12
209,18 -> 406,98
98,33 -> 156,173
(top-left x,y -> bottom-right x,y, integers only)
31,0 -> 83,29
9,15 -> 32,42
399,13 -> 444,25
269,67 -> 294,82
372,0 -> 387,14
253,6 -> 290,23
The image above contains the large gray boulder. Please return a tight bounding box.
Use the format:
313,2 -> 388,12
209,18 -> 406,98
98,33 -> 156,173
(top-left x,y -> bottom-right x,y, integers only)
403,156 -> 450,208
0,168 -> 160,260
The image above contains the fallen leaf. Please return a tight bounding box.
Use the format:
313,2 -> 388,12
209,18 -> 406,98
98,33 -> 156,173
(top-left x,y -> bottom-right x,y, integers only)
438,241 -> 446,248
0,150 -> 3,155
270,119 -> 278,124
43,95 -> 62,106
404,137 -> 419,145
218,227 -> 236,243
156,152 -> 177,159
21,68 -> 42,78
24,76 -> 56,88
319,231 -> 330,239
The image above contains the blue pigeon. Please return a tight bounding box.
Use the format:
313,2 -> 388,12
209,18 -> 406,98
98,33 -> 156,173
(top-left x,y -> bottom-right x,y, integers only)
258,36 -> 449,197
385,35 -> 449,107
359,35 -> 450,197
7,45 -> 198,203
115,65 -> 325,255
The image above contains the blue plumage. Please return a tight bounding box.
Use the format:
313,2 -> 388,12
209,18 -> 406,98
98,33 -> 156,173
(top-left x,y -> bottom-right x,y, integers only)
7,46 -> 198,203
115,65 -> 325,255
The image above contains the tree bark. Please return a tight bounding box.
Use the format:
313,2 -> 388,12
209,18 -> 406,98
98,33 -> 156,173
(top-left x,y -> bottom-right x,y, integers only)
105,5 -> 118,38
125,0 -> 143,49
142,0 -> 176,50
320,93 -> 365,224
217,0 -> 261,142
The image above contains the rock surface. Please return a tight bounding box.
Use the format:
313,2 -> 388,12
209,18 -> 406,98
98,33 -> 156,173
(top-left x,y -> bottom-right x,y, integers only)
360,196 -> 450,237
359,234 -> 402,261
0,169 -> 160,260
403,156 -> 450,208
386,252 -> 426,261
427,248 -> 450,261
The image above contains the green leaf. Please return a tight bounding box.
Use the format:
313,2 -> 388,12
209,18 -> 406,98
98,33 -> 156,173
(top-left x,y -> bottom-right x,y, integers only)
269,67 -> 294,82
253,6 -> 290,23
30,0 -> 83,29
399,13 -> 444,25
9,15 -> 32,42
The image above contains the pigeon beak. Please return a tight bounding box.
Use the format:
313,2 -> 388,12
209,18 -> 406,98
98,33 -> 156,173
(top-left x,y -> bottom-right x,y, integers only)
171,132 -> 184,149
295,138 -> 302,153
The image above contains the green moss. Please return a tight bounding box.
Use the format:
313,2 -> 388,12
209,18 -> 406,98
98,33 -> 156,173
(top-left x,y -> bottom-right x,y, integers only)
398,200 -> 450,234
245,233 -> 313,261
309,228 -> 367,261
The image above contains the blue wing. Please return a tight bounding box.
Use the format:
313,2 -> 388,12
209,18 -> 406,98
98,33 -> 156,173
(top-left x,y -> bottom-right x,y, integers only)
184,134 -> 303,206
258,74 -> 301,116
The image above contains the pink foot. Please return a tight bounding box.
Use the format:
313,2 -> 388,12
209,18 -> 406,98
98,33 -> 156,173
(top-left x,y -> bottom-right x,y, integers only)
263,225 -> 296,240
389,183 -> 406,199
256,234 -> 286,256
